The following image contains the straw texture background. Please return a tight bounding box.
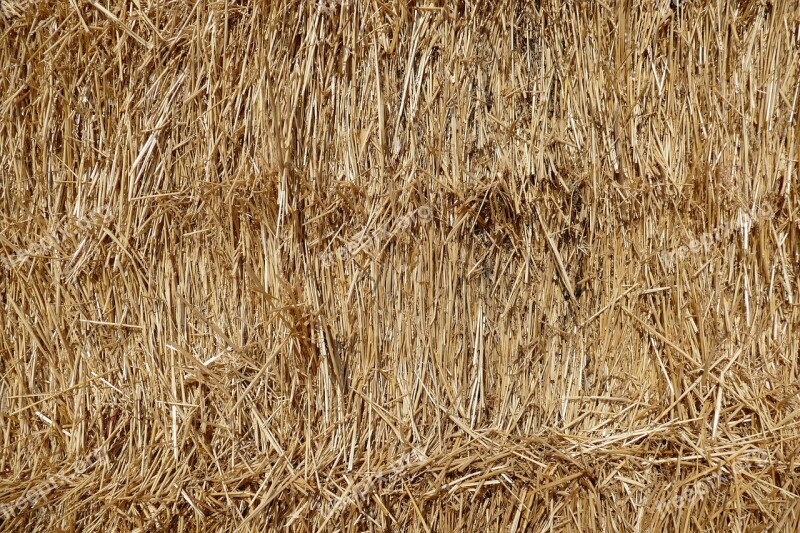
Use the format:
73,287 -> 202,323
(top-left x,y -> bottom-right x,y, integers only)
1,0 -> 800,531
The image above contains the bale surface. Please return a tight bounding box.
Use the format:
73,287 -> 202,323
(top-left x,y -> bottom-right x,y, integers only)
1,0 -> 800,531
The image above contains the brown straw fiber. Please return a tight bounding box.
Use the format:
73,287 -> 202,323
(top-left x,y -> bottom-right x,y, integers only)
1,0 -> 800,531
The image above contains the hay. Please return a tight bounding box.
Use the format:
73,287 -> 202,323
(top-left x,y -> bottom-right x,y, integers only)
1,0 -> 799,530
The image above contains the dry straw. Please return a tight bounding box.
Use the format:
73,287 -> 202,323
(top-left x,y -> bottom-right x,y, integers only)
1,0 -> 799,531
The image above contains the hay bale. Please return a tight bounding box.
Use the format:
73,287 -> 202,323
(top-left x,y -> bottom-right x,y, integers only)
1,0 -> 799,530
